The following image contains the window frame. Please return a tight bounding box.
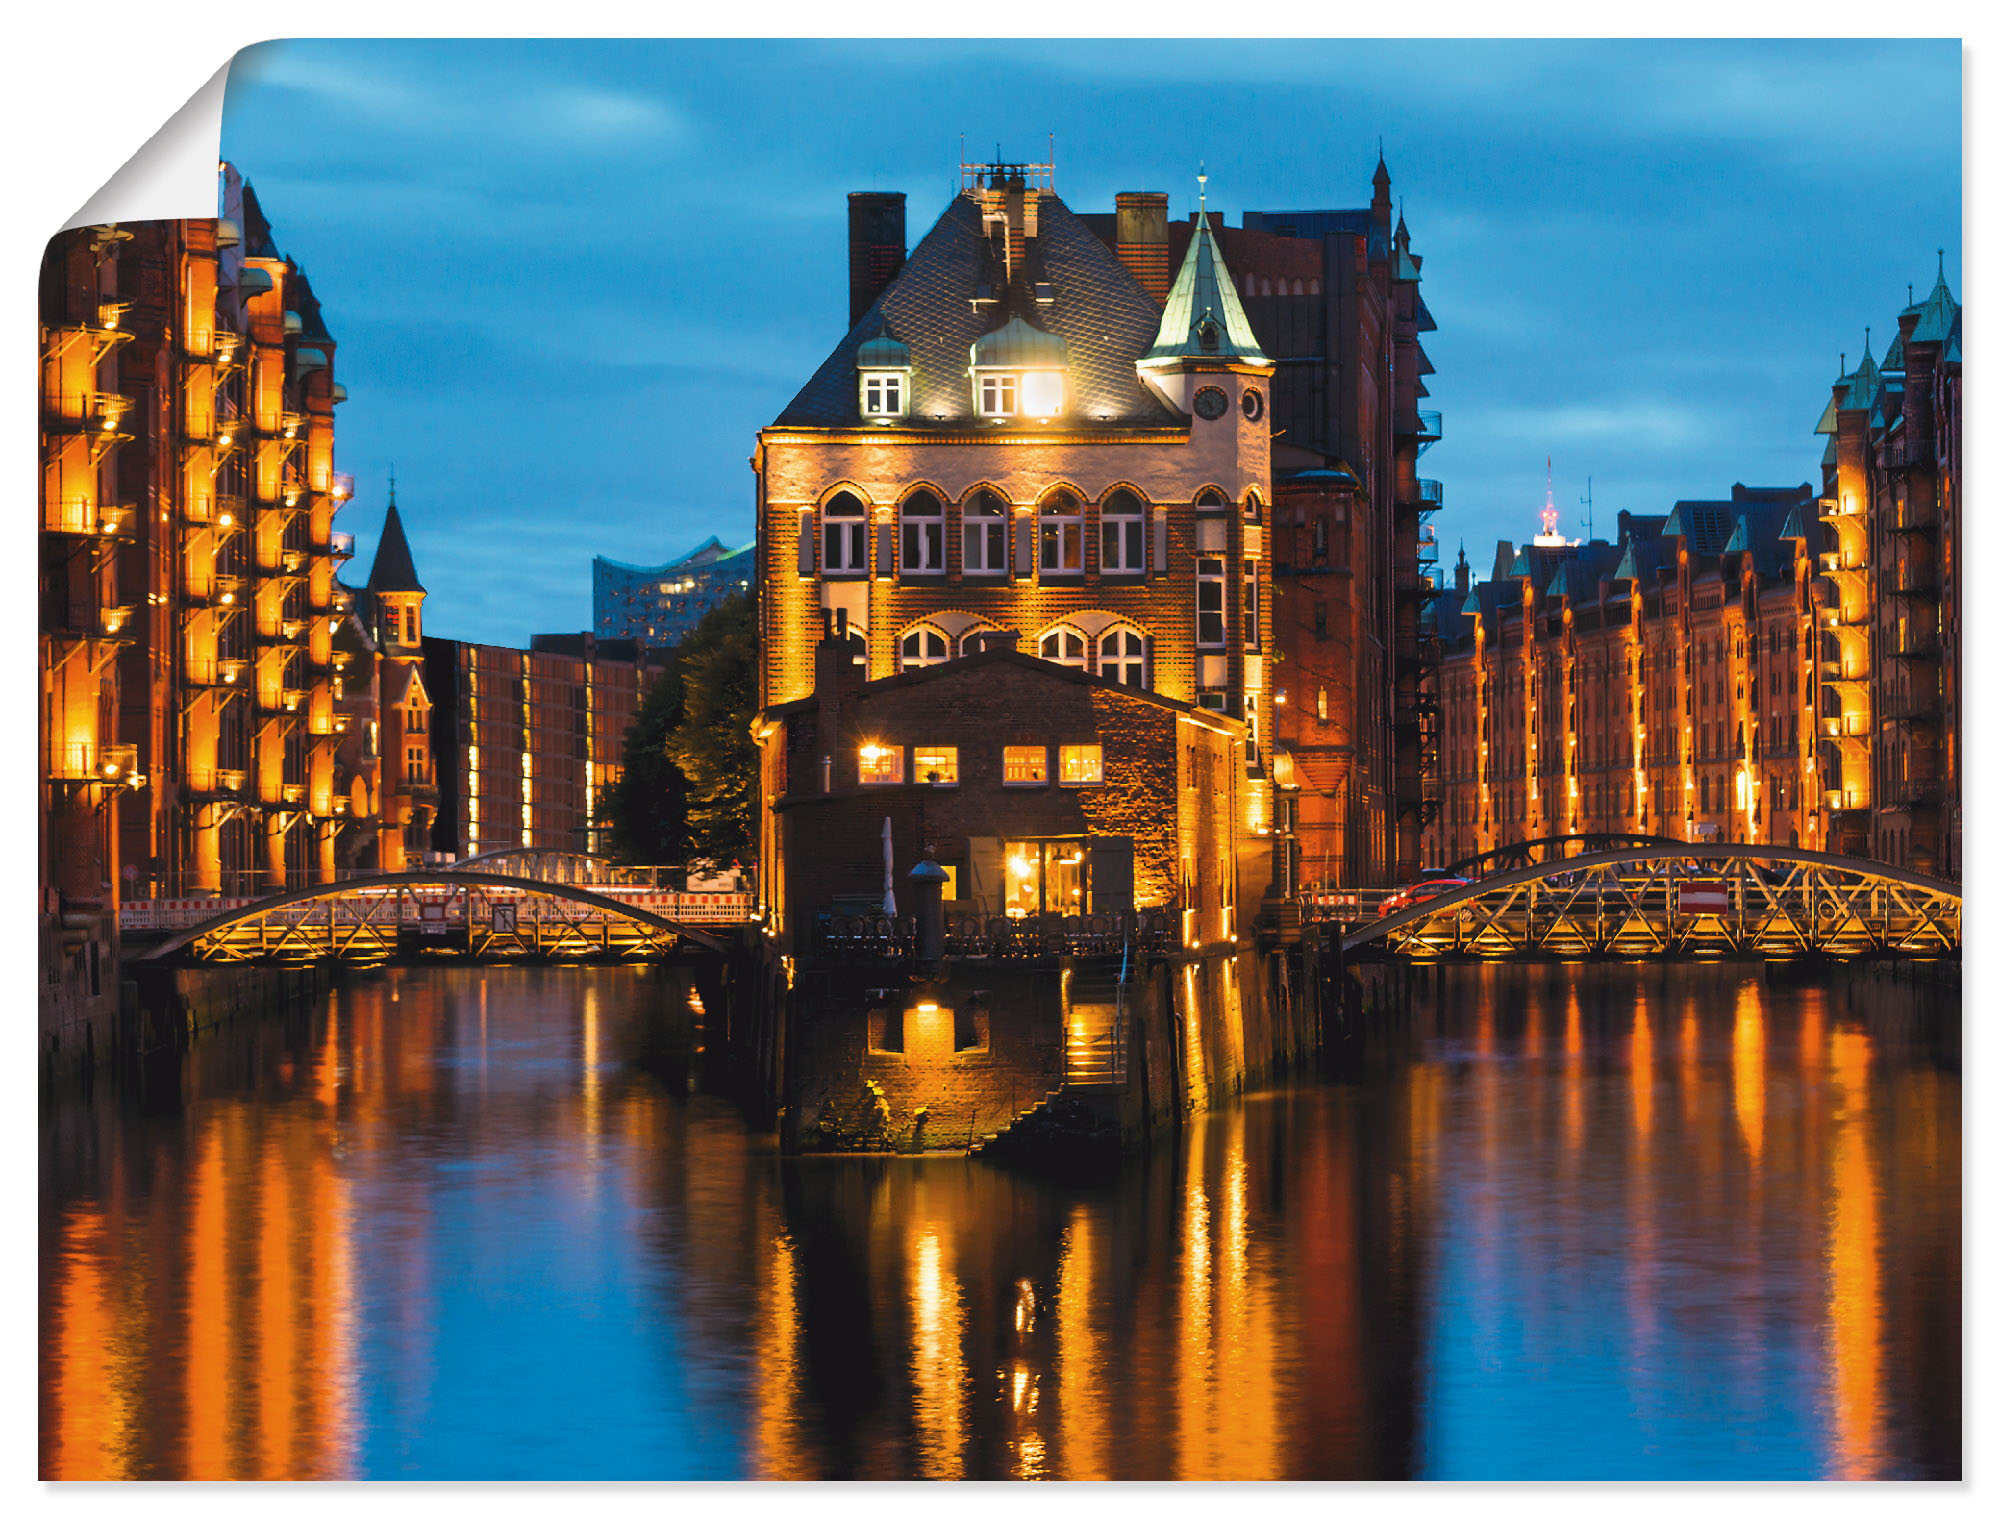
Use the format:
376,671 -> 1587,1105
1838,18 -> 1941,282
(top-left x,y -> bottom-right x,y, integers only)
1097,626 -> 1147,687
962,491 -> 1009,576
898,490 -> 945,578
978,372 -> 1020,417
858,743 -> 904,786
1058,744 -> 1104,787
898,626 -> 950,671
1100,491 -> 1145,575
822,493 -> 868,578
1002,745 -> 1049,786
1037,492 -> 1084,577
1196,556 -> 1227,648
912,745 -> 959,787
860,369 -> 907,418
1038,626 -> 1088,669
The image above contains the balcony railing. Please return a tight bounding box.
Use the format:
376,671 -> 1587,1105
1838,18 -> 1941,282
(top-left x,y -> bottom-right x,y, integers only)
329,531 -> 354,559
1418,477 -> 1444,508
1820,713 -> 1870,739
99,604 -> 137,639
1415,410 -> 1443,444
45,392 -> 132,434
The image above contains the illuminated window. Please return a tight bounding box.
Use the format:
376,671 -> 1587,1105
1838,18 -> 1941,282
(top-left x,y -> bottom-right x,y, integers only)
1039,627 -> 1087,668
1098,627 -> 1147,686
913,746 -> 958,786
1243,562 -> 1261,650
963,489 -> 1008,575
1003,746 -> 1048,785
979,373 -> 1019,416
859,743 -> 903,785
1100,489 -> 1145,574
1038,491 -> 1083,576
861,371 -> 905,417
822,492 -> 867,576
899,626 -> 950,670
1059,745 -> 1103,786
1195,486 -> 1228,514
1197,557 -> 1226,647
899,489 -> 944,576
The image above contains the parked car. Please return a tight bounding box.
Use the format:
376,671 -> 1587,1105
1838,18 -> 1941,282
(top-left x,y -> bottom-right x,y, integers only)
1378,872 -> 1473,917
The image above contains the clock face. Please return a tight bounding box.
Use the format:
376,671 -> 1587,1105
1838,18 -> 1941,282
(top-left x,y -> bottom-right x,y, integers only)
1241,388 -> 1265,422
1193,386 -> 1228,421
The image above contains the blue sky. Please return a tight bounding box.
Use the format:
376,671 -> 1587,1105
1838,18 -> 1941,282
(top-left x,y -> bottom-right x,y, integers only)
219,38 -> 1961,647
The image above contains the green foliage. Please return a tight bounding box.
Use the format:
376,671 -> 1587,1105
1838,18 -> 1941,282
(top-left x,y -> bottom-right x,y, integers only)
663,590 -> 757,858
602,589 -> 757,865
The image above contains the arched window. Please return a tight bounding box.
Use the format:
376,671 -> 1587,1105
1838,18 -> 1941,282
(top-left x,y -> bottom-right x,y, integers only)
1098,626 -> 1147,686
963,489 -> 1008,576
899,625 -> 950,671
1242,488 -> 1263,522
899,489 -> 944,577
1038,626 -> 1087,669
1038,490 -> 1083,577
1100,489 -> 1145,575
1195,486 -> 1228,515
822,492 -> 867,577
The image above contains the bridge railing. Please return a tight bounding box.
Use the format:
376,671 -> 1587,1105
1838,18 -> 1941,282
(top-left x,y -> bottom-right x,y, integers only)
120,880 -> 753,935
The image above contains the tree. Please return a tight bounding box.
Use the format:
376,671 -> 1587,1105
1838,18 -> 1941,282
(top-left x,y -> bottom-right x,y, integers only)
664,590 -> 757,858
602,652 -> 690,864
602,589 -> 757,864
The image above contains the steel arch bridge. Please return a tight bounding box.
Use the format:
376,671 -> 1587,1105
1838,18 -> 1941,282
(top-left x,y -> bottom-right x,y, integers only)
137,871 -> 732,967
1344,845 -> 1960,961
1439,833 -> 1687,880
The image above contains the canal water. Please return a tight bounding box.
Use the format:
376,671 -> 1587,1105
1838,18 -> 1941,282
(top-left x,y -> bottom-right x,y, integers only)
40,962 -> 1959,1480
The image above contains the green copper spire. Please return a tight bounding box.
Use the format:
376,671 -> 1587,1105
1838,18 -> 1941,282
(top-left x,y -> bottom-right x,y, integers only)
1139,170 -> 1269,368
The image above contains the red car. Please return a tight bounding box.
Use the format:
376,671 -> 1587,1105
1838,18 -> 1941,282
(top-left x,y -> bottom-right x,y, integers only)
1378,872 -> 1472,917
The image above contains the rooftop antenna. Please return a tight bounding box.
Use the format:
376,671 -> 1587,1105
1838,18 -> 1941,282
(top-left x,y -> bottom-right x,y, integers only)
1197,161 -> 1208,219
1580,475 -> 1594,542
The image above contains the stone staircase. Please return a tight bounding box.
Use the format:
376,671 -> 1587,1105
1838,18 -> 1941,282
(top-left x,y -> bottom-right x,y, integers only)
967,1085 -> 1067,1156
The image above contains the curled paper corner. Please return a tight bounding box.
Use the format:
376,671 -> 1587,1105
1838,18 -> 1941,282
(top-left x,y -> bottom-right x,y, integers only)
61,57 -> 235,233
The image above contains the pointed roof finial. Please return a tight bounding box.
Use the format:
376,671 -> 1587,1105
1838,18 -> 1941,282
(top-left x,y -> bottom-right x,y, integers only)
387,464 -> 397,508
1863,325 -> 1872,358
1939,247 -> 1946,279
1197,161 -> 1208,219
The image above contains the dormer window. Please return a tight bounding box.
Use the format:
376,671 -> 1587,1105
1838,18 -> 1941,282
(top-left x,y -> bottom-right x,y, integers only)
855,329 -> 911,422
970,316 -> 1068,422
862,371 -> 904,417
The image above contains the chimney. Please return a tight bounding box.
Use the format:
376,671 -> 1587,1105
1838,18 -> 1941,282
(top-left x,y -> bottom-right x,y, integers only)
847,192 -> 906,326
1116,191 -> 1171,304
970,629 -> 1020,656
812,610 -> 868,790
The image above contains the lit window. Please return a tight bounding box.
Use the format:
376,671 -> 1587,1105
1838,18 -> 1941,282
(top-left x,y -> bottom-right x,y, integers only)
1004,745 -> 1048,785
1038,492 -> 1083,576
1098,627 -> 1147,686
899,627 -> 950,670
822,492 -> 867,577
1195,487 -> 1228,514
913,746 -> 958,786
1244,561 -> 1261,650
1039,627 -> 1087,668
899,489 -> 944,576
1059,745 -> 1103,786
1101,489 -> 1145,574
861,371 -> 905,416
963,489 -> 1008,575
979,373 -> 1019,416
1020,370 -> 1064,418
858,743 -> 902,785
1197,557 -> 1226,647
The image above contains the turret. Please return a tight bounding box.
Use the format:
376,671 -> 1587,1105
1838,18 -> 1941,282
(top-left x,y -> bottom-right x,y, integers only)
365,476 -> 426,655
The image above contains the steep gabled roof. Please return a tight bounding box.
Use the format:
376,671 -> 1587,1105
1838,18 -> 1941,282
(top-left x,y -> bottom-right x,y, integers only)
1909,263 -> 1959,345
774,193 -> 1176,428
1661,501 -> 1737,555
1142,203 -> 1270,367
366,503 -> 425,594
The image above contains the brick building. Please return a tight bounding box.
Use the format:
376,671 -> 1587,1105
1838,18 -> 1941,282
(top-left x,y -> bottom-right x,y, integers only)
593,536 -> 753,647
1426,265 -> 1960,879
39,169 -> 371,1053
756,155 -> 1279,908
758,629 -> 1245,948
1094,161 -> 1444,890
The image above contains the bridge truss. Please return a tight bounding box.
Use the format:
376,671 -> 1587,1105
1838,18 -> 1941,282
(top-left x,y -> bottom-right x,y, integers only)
1344,846 -> 1960,961
139,871 -> 730,967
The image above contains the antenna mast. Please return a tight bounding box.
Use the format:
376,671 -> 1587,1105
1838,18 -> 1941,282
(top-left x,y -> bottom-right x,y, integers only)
1580,476 -> 1593,542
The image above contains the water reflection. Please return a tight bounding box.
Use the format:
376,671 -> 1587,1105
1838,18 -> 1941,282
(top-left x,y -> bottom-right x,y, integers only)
41,962 -> 1958,1479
